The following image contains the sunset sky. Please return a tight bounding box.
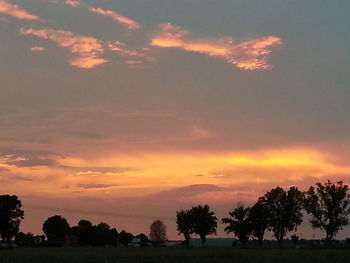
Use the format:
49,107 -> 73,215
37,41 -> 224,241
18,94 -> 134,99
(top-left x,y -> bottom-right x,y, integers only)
1,0 -> 350,239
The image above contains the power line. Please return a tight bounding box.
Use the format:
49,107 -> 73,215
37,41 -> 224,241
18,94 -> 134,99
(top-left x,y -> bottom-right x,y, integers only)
25,204 -> 175,222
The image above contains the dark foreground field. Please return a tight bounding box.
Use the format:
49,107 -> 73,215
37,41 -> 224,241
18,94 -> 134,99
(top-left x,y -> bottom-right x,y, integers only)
1,247 -> 350,263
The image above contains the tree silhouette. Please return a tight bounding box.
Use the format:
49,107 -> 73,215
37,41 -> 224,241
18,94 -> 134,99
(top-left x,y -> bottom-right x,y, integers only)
136,233 -> 149,247
249,200 -> 270,248
176,209 -> 193,247
42,215 -> 70,245
149,220 -> 167,245
118,230 -> 134,246
76,219 -> 94,246
0,195 -> 24,242
15,232 -> 45,246
222,204 -> 251,248
191,205 -> 217,247
304,180 -> 350,242
95,222 -> 118,246
261,186 -> 303,248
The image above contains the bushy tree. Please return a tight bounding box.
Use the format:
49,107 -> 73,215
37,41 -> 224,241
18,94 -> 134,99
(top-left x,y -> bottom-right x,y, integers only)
304,180 -> 350,241
95,222 -> 118,246
15,232 -> 45,246
136,233 -> 149,247
249,200 -> 270,248
76,219 -> 94,246
191,205 -> 217,247
118,230 -> 134,246
176,209 -> 193,247
261,186 -> 304,247
149,220 -> 167,245
42,215 -> 70,245
0,195 -> 24,242
222,204 -> 251,247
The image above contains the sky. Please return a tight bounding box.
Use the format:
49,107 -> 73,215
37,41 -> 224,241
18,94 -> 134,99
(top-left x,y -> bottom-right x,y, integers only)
1,0 -> 350,240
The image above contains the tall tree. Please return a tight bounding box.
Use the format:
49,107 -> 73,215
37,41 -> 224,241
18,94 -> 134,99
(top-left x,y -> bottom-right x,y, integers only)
191,205 -> 217,247
249,200 -> 270,248
0,195 -> 24,242
42,215 -> 70,245
261,186 -> 304,248
149,220 -> 167,245
176,209 -> 193,247
222,204 -> 251,247
304,180 -> 350,242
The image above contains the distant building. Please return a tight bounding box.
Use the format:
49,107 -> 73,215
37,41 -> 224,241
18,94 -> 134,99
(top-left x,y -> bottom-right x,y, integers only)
129,238 -> 141,247
190,238 -> 237,247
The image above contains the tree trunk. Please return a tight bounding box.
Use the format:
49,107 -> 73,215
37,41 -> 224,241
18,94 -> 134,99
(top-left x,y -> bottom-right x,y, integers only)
184,234 -> 190,248
325,231 -> 333,247
200,235 -> 206,248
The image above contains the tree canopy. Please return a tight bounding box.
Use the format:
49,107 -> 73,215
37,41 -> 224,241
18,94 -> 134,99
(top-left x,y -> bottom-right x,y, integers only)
222,204 -> 251,247
42,215 -> 70,245
304,180 -> 350,241
249,200 -> 270,248
190,205 -> 217,247
118,230 -> 134,246
260,186 -> 304,247
149,220 -> 167,245
176,209 -> 193,247
0,195 -> 24,242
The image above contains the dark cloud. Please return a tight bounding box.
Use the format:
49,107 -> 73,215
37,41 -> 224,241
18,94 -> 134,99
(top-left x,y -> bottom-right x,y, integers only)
0,148 -> 56,158
6,158 -> 57,168
0,148 -> 58,168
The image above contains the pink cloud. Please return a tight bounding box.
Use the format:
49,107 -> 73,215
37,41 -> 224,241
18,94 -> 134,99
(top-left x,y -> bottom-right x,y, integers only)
90,7 -> 141,30
0,0 -> 41,20
107,41 -> 152,60
65,0 -> 80,7
30,46 -> 45,52
20,28 -> 107,69
151,23 -> 282,70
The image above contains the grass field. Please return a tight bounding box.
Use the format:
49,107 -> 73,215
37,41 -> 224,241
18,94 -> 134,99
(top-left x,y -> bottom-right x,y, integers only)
0,247 -> 350,263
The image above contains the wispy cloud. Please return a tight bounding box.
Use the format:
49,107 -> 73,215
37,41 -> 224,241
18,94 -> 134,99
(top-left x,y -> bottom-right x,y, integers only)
20,27 -> 151,68
151,23 -> 282,70
90,7 -> 141,30
20,28 -> 108,68
65,0 -> 80,7
63,0 -> 140,30
30,46 -> 45,52
0,0 -> 41,21
76,183 -> 117,189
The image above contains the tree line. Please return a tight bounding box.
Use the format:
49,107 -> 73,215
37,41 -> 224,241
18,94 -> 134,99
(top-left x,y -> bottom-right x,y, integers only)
1,180 -> 350,248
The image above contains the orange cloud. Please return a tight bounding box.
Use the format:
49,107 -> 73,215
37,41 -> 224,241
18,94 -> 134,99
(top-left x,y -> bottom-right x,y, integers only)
0,0 -> 41,20
151,23 -> 282,70
90,7 -> 141,30
20,28 -> 107,69
70,56 -> 108,69
30,46 -> 45,52
65,0 -> 80,7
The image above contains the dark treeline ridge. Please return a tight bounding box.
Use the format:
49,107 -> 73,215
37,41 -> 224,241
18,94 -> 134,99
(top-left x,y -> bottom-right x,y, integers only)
1,180 -> 350,248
